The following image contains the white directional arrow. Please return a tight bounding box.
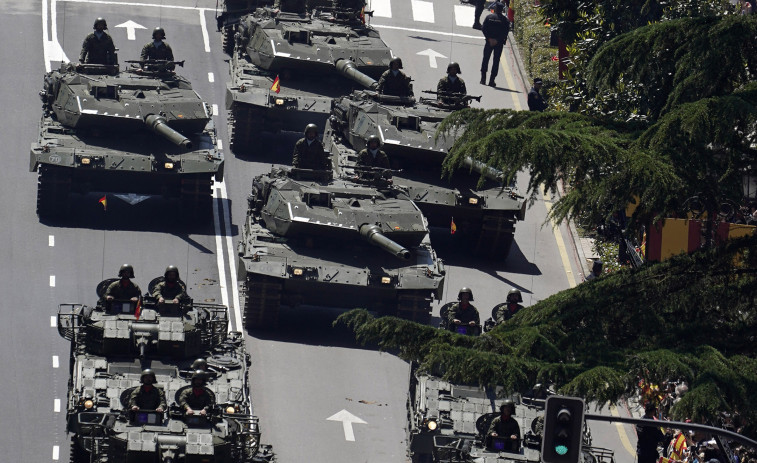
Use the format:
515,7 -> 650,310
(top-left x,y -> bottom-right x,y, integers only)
114,193 -> 150,205
416,48 -> 448,69
327,409 -> 366,442
115,20 -> 146,41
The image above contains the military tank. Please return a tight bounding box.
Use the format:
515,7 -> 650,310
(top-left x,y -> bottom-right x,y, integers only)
216,0 -> 270,54
225,4 -> 392,153
30,61 -> 224,220
408,368 -> 616,463
237,165 -> 445,328
325,64 -> 527,259
57,280 -> 274,462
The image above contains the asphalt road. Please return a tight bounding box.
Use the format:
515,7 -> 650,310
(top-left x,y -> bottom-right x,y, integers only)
0,0 -> 636,462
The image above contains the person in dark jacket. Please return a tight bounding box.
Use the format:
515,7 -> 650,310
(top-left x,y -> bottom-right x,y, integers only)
128,369 -> 167,412
80,17 -> 117,65
292,124 -> 330,170
527,77 -> 548,111
637,403 -> 665,463
356,135 -> 390,168
480,2 -> 510,87
377,57 -> 413,97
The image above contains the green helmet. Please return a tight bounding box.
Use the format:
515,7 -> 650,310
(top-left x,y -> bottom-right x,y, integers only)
389,57 -> 403,69
458,287 -> 474,301
191,370 -> 207,384
366,135 -> 381,148
500,399 -> 515,413
93,17 -> 108,29
191,358 -> 208,370
164,265 -> 180,280
140,369 -> 157,383
119,264 -> 135,278
447,62 -> 461,74
506,288 -> 522,303
152,27 -> 166,40
304,123 -> 319,136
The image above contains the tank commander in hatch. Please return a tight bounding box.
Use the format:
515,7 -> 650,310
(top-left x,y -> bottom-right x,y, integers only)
128,369 -> 167,412
437,62 -> 467,105
179,370 -> 214,416
141,27 -> 175,70
274,0 -> 308,14
377,57 -> 413,97
79,17 -> 117,65
487,400 -> 521,452
104,264 -> 141,302
292,124 -> 331,170
446,287 -> 480,329
152,265 -> 187,304
356,135 -> 390,169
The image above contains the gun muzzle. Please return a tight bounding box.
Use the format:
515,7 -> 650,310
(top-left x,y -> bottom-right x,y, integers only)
145,114 -> 193,150
359,224 -> 411,260
335,59 -> 378,90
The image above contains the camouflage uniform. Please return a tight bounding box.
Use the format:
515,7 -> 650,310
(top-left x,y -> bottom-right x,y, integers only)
104,280 -> 142,300
178,387 -> 214,412
292,138 -> 330,170
487,415 -> 521,451
79,32 -> 117,65
140,41 -> 175,61
356,148 -> 390,168
274,0 -> 308,13
127,385 -> 167,410
494,302 -> 523,324
377,70 -> 412,97
446,302 -> 480,326
437,75 -> 467,99
152,281 -> 187,302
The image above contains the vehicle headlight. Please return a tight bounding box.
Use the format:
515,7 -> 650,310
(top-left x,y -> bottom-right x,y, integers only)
381,276 -> 391,284
81,157 -> 91,165
226,406 -> 236,414
164,162 -> 174,169
83,400 -> 94,409
426,419 -> 437,431
275,98 -> 285,106
293,268 -> 303,276
468,198 -> 479,205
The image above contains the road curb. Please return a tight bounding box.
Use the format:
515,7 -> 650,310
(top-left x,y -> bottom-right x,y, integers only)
507,31 -> 531,94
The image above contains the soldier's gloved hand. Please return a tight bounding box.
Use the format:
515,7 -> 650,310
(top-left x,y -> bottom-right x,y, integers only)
468,321 -> 477,326
199,409 -> 207,416
186,408 -> 195,415
172,298 -> 179,304
158,297 -> 165,303
491,432 -> 498,437
157,407 -> 164,413
510,434 -> 517,440
130,297 -> 139,302
131,406 -> 139,411
453,319 -> 461,325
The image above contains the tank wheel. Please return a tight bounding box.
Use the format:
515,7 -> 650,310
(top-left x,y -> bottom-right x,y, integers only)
243,275 -> 282,329
37,164 -> 71,219
222,25 -> 235,55
180,175 -> 213,220
229,106 -> 254,155
70,436 -> 87,463
396,291 -> 432,325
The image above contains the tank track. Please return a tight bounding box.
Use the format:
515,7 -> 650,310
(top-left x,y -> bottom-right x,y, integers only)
179,174 -> 213,220
37,164 -> 71,219
70,436 -> 87,463
243,275 -> 282,329
229,105 -> 255,155
396,290 -> 432,325
222,25 -> 235,55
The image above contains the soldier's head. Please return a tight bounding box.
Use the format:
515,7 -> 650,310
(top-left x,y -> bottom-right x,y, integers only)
644,402 -> 658,417
191,358 -> 208,371
533,77 -> 543,88
141,369 -> 157,385
447,62 -> 461,76
304,123 -> 319,141
506,288 -> 522,303
389,57 -> 403,71
458,287 -> 473,303
591,259 -> 603,276
500,400 -> 515,416
152,27 -> 166,41
367,135 -> 381,151
191,370 -> 207,387
119,264 -> 135,279
164,265 -> 179,283
93,17 -> 108,31
493,2 -> 506,13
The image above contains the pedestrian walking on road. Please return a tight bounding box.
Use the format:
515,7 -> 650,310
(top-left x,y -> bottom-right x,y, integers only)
527,78 -> 548,111
480,2 -> 510,87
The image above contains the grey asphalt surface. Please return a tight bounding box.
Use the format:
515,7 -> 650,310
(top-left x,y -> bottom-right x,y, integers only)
0,0 -> 634,462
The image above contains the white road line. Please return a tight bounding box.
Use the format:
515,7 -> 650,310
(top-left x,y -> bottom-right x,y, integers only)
60,0 -> 202,10
49,235 -> 55,246
218,183 -> 243,332
42,0 -> 70,72
372,23 -> 485,40
369,0 -> 392,18
52,445 -> 60,461
411,0 -> 435,23
50,315 -> 56,327
199,8 -> 211,53
52,355 -> 60,368
217,140 -> 224,150
454,4 -> 474,27
50,275 -> 56,287
208,72 -> 215,83
212,104 -> 219,116
211,186 -> 231,323
54,398 -> 61,412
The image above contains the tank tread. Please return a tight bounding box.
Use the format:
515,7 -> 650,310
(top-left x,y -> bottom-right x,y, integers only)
244,275 -> 282,329
396,291 -> 432,325
37,164 -> 71,219
229,105 -> 254,155
180,174 -> 213,220
222,25 -> 235,55
70,435 -> 87,463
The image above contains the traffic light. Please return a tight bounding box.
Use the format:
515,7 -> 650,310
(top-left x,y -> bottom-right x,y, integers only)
542,396 -> 586,463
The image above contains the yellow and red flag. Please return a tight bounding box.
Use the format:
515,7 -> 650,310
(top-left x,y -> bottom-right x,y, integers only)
99,195 -> 107,211
450,217 -> 457,235
360,6 -> 366,24
134,298 -> 142,320
270,75 -> 281,94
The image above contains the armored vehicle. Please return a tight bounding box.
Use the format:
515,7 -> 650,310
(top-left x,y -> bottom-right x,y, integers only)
31,61 -> 224,220
216,0 -> 268,54
326,71 -> 526,259
408,369 -> 616,463
225,5 -> 392,153
237,165 -> 445,328
57,280 -> 274,462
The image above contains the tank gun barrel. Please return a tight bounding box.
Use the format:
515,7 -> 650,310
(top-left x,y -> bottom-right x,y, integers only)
359,224 -> 411,260
335,59 -> 378,90
461,157 -> 503,182
144,114 -> 193,150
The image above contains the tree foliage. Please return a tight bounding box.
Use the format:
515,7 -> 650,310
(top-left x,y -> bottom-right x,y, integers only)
336,236 -> 757,434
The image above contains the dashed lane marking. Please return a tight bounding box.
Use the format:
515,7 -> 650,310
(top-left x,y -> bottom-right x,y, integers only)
50,316 -> 56,327
370,0 -> 392,18
454,5 -> 474,27
49,235 -> 54,247
208,72 -> 214,83
199,9 -> 211,52
212,104 -> 219,116
50,275 -> 56,287
52,355 -> 59,368
372,23 -> 484,40
52,445 -> 59,461
217,139 -> 223,150
411,0 -> 435,23
54,399 -> 61,412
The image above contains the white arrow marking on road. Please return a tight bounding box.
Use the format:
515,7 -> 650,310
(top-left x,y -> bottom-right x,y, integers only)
416,48 -> 447,69
327,409 -> 367,442
115,20 -> 146,41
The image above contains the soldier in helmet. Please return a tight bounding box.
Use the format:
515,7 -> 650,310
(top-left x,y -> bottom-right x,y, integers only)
437,62 -> 467,104
128,369 -> 167,412
141,27 -> 175,69
446,287 -> 480,329
104,265 -> 141,302
356,135 -> 390,168
179,370 -> 214,416
494,288 -> 524,324
79,17 -> 117,65
292,124 -> 331,170
487,400 -> 521,452
152,265 -> 187,304
377,57 -> 413,97
191,358 -> 208,371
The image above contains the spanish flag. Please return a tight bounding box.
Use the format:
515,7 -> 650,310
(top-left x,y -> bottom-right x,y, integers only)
270,75 -> 281,94
450,217 -> 457,235
99,195 -> 107,211
134,298 -> 142,320
360,6 -> 366,24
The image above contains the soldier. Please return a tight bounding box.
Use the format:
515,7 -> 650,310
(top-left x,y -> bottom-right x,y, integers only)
480,2 -> 510,87
152,265 -> 187,304
487,400 -> 521,452
79,17 -> 117,65
128,369 -> 167,412
292,124 -> 331,170
584,260 -> 603,281
191,358 -> 208,371
446,287 -> 480,329
377,57 -> 413,97
356,135 -> 390,168
494,288 -> 524,324
274,0 -> 308,14
104,264 -> 141,302
527,77 -> 548,112
141,27 -> 174,68
437,62 -> 467,104
179,370 -> 214,416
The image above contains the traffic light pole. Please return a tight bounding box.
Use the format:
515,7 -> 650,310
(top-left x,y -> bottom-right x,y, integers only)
584,414 -> 757,449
